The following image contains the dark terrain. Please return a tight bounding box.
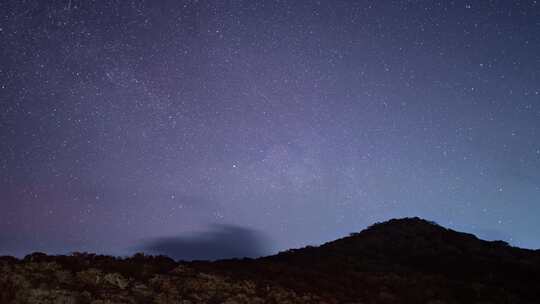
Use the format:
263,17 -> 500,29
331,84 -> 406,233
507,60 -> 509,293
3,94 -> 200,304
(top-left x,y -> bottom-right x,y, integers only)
1,218 -> 539,303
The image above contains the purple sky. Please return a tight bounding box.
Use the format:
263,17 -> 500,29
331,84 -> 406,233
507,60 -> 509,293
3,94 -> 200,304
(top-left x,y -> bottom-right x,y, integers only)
1,0 -> 539,258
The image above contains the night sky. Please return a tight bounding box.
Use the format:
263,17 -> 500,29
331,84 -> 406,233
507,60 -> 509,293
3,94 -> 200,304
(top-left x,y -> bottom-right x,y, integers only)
1,1 -> 539,259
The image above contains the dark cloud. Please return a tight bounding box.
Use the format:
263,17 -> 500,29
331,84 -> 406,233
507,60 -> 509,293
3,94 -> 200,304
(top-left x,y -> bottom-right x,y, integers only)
137,224 -> 271,261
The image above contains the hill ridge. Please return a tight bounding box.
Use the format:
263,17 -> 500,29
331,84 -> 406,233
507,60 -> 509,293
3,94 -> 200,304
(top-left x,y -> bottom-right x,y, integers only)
2,217 -> 540,304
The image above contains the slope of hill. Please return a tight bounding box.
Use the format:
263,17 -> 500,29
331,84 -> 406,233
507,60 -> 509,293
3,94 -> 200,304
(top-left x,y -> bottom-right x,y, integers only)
1,218 -> 539,304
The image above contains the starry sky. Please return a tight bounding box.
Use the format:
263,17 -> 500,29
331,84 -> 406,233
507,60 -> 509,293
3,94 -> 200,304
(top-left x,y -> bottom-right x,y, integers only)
1,0 -> 539,258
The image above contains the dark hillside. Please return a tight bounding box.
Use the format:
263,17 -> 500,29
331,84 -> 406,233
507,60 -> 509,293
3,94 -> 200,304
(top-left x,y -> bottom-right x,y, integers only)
193,218 -> 540,303
2,218 -> 539,304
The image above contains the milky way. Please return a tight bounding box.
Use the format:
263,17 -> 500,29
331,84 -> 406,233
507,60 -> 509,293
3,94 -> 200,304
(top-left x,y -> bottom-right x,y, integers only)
1,1 -> 539,258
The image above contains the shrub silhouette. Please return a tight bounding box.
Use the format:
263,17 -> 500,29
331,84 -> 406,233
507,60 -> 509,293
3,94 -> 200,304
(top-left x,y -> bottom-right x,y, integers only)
2,217 -> 540,304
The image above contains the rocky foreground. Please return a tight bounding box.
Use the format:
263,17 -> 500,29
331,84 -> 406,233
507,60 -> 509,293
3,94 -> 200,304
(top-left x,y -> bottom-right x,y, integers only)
0,255 -> 312,304
2,218 -> 540,304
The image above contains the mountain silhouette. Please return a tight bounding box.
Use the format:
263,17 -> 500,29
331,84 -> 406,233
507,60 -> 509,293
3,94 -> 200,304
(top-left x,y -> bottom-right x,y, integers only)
2,217 -> 540,303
